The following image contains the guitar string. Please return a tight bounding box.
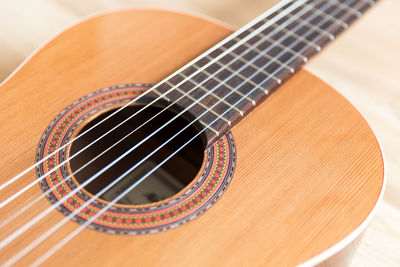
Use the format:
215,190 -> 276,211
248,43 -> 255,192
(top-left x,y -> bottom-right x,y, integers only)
0,0 -> 307,210
1,0 -> 368,263
0,0 -> 314,251
28,1 -> 374,264
0,0 -> 329,226
0,0 -> 298,194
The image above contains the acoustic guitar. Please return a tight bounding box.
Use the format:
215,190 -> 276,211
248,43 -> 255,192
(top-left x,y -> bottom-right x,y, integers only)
0,0 -> 384,266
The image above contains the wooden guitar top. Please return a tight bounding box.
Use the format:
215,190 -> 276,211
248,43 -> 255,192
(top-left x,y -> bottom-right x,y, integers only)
0,9 -> 384,266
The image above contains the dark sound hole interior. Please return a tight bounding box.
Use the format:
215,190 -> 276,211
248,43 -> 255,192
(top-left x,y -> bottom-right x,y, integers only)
69,104 -> 206,205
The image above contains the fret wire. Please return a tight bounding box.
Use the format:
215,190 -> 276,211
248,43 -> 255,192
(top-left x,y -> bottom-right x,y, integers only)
243,2 -> 347,90
180,0 -> 345,121
199,121 -> 219,135
302,3 -> 349,29
232,36 -> 295,73
328,0 -> 362,17
289,1 -> 344,55
153,0 -> 306,121
161,0 -> 307,116
152,88 -> 171,101
192,63 -> 256,106
219,46 -> 283,84
248,28 -> 308,62
205,55 -> 270,94
280,9 -> 335,40
165,80 -> 232,126
212,1 -> 333,99
239,1 -> 320,67
296,0 -> 363,56
268,22 -> 322,51
269,0 -> 356,59
242,3 -> 327,69
158,19 -> 284,128
203,2 -> 344,126
177,72 -> 244,116
210,0 -> 316,84
230,4 -> 351,110
161,9 -> 296,121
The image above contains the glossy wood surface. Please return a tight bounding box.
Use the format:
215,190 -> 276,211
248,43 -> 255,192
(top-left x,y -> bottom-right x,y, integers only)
0,9 -> 384,266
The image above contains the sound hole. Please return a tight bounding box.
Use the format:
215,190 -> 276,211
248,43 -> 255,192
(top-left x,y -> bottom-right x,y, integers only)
69,105 -> 206,205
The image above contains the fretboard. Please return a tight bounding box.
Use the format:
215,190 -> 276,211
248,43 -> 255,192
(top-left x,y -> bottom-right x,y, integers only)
150,0 -> 377,146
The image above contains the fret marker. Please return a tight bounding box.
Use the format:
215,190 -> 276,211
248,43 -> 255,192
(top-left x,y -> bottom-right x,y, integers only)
191,63 -> 253,109
289,68 -> 295,74
315,45 -> 322,52
302,57 -> 308,63
233,36 -> 295,74
329,34 -> 335,41
277,79 -> 282,84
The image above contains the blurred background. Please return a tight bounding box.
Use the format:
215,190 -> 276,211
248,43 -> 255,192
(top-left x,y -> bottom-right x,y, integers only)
1,0 -> 399,266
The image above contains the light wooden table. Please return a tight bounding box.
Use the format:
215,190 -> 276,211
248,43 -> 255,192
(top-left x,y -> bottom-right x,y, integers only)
1,0 -> 399,266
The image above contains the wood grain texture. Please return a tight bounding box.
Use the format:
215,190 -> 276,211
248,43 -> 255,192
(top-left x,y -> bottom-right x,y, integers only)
0,9 -> 384,266
305,1 -> 400,265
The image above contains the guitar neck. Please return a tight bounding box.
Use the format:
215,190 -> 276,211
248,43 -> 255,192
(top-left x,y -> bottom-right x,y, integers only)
150,0 -> 376,146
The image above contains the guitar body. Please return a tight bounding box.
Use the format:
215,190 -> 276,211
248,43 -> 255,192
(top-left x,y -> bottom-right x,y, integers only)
0,9 -> 384,266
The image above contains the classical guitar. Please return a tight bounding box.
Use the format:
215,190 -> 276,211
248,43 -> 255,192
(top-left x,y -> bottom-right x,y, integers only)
0,0 -> 384,266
